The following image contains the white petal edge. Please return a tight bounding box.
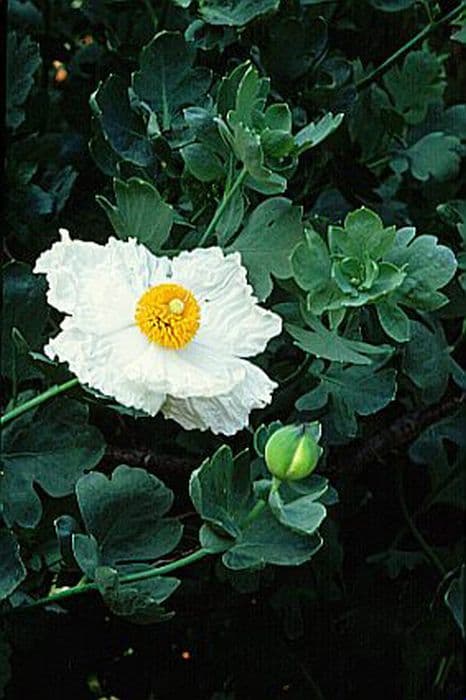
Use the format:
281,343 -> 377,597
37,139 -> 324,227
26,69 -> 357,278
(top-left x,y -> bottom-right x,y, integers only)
34,232 -> 170,333
161,361 -> 277,435
170,247 -> 282,357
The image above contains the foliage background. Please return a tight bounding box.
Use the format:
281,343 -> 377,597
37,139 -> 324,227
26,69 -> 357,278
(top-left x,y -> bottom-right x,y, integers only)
2,0 -> 465,698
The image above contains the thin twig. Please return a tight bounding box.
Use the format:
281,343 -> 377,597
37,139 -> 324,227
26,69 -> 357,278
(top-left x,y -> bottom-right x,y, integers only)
326,393 -> 464,476
356,3 -> 465,91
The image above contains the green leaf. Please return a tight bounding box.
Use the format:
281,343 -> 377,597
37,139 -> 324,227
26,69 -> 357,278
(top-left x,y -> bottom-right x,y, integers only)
95,566 -> 180,624
265,104 -> 292,132
292,229 -> 331,293
228,123 -> 286,193
403,321 -> 462,404
444,565 -> 465,637
199,524 -> 232,553
228,198 -> 304,300
7,31 -> 41,130
216,62 -> 251,117
89,121 -> 122,177
90,74 -> 154,166
369,0 -> 416,10
96,178 -> 173,253
294,113 -> 344,155
228,63 -> 270,129
451,13 -> 466,44
367,549 -> 425,579
280,473 -> 333,502
383,47 -> 446,125
181,143 -> 225,182
189,446 -> 255,540
376,299 -> 411,342
222,509 -> 323,570
296,364 -> 397,437
329,207 -> 396,260
395,132 -> 462,182
1,262 -> 48,379
199,0 -> 279,26
387,228 -> 457,311
409,406 -> 466,507
73,465 -> 183,579
263,17 -> 327,81
287,315 -> 393,365
0,530 -> 26,601
348,83 -> 393,161
261,129 -> 295,159
268,491 -> 326,535
215,188 -> 245,245
219,63 -> 291,191
132,32 -> 212,132
1,399 -> 105,528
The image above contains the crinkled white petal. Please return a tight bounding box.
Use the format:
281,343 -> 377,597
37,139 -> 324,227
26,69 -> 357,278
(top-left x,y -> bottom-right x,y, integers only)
170,247 -> 282,356
45,322 -> 246,401
161,361 -> 277,435
43,323 -> 163,414
34,231 -> 170,333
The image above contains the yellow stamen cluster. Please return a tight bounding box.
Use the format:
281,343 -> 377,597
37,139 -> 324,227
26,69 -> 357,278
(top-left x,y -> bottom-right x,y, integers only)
135,283 -> 200,349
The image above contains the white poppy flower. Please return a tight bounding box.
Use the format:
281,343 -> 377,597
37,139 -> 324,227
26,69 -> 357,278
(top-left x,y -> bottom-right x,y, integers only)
34,230 -> 282,435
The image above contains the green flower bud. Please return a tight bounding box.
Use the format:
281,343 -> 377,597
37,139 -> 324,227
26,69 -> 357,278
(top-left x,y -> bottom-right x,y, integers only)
264,422 -> 322,481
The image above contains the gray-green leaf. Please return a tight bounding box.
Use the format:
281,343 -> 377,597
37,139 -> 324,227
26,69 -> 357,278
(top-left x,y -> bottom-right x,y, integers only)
222,509 -> 322,570
95,566 -> 180,624
189,446 -> 255,539
0,530 -> 26,601
387,228 -> 457,311
228,198 -> 304,300
7,31 -> 41,130
90,74 -> 154,166
294,113 -> 344,155
268,491 -> 326,535
296,364 -> 397,438
132,32 -> 212,132
444,565 -> 465,637
199,0 -> 279,26
73,465 -> 183,578
383,47 -> 446,125
1,262 -> 48,379
1,399 -> 105,528
287,315 -> 393,365
96,177 -> 173,253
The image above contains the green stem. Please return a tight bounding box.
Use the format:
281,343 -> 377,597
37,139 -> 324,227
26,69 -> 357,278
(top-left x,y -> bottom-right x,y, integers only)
282,356 -> 312,386
241,477 -> 281,528
356,3 -> 465,90
11,344 -> 18,409
242,499 -> 267,528
397,468 -> 447,576
198,166 -> 247,246
141,0 -> 158,30
117,548 -> 209,584
421,0 -> 434,24
1,378 -> 80,426
366,155 -> 391,170
12,548 -> 210,613
390,463 -> 462,550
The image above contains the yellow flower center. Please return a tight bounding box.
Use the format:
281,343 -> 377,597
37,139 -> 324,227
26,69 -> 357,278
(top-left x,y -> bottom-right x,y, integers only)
135,283 -> 201,349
